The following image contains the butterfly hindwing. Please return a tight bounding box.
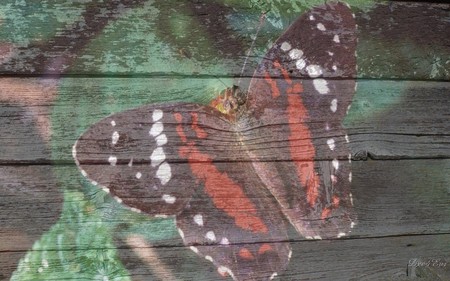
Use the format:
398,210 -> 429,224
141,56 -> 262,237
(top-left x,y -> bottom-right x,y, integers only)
176,161 -> 290,281
241,1 -> 357,239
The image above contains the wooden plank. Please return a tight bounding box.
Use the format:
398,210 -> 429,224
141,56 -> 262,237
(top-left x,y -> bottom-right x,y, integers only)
3,233 -> 449,280
111,234 -> 449,281
1,78 -> 448,163
0,2 -> 447,80
0,159 -> 448,243
1,161 -> 448,280
0,165 -> 62,281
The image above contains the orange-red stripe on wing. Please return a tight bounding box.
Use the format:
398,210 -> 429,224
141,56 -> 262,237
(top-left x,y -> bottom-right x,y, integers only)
179,145 -> 268,233
286,83 -> 320,207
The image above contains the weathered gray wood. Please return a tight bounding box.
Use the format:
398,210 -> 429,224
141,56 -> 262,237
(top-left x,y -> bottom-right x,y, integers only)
0,165 -> 61,281
1,159 -> 448,279
114,234 -> 450,280
0,159 -> 448,248
1,78 -> 448,163
3,233 -> 448,280
0,2 -> 447,80
1,1 -> 448,280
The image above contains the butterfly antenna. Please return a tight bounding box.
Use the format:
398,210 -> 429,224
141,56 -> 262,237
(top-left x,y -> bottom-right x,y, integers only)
237,12 -> 267,86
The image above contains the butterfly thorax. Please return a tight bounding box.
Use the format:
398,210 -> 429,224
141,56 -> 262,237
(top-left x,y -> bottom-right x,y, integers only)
210,85 -> 247,122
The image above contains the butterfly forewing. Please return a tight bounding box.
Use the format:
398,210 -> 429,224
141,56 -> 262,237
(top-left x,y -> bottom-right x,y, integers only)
242,2 -> 357,239
73,103 -> 238,216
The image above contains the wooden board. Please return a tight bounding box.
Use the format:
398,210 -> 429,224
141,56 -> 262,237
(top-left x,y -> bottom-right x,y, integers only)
0,2 -> 448,80
0,78 -> 449,163
0,1 -> 449,280
1,160 -> 449,280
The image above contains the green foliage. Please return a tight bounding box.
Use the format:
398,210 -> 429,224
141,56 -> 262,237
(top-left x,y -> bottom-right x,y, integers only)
11,189 -> 131,281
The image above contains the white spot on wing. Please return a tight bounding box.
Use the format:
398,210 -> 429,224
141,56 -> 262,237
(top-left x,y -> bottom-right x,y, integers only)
205,255 -> 214,262
128,158 -> 133,167
346,104 -> 352,114
152,109 -> 163,122
190,246 -> 199,254
112,131 -> 119,145
327,139 -> 336,150
110,120 -> 116,127
220,237 -> 230,245
332,159 -> 339,170
155,134 -> 168,146
193,214 -> 204,226
327,51 -> 334,56
333,34 -> 340,43
81,170 -> 87,177
345,135 -> 350,143
289,48 -> 303,60
280,41 -> 291,51
270,272 -> 278,280
351,221 -> 356,228
72,143 -> 78,159
218,266 -> 234,278
178,228 -> 185,239
108,155 -> 117,166
162,194 -> 176,204
313,78 -> 329,94
156,162 -> 172,185
337,232 -> 346,238
150,147 -> 166,167
349,172 -> 352,182
331,174 -> 337,184
306,64 -> 322,78
114,196 -> 123,203
313,235 -> 322,240
149,122 -> 163,137
317,23 -> 326,31
130,207 -> 142,213
205,231 -> 216,242
309,15 -> 315,21
296,58 -> 306,70
330,98 -> 338,112
136,172 -> 142,179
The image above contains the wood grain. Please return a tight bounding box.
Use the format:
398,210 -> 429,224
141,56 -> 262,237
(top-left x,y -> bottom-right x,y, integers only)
0,2 -> 448,80
0,78 -> 449,163
0,1 -> 449,280
1,160 -> 449,279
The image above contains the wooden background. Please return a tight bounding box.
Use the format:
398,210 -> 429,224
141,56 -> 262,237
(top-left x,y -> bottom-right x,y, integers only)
0,0 -> 449,280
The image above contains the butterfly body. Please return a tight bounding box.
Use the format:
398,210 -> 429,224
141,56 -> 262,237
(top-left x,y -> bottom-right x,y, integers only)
73,2 -> 357,280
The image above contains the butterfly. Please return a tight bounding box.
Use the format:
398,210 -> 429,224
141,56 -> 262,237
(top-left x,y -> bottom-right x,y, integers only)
73,2 -> 357,280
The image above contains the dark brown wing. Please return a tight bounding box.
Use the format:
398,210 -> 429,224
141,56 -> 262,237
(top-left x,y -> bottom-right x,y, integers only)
241,1 -> 357,239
